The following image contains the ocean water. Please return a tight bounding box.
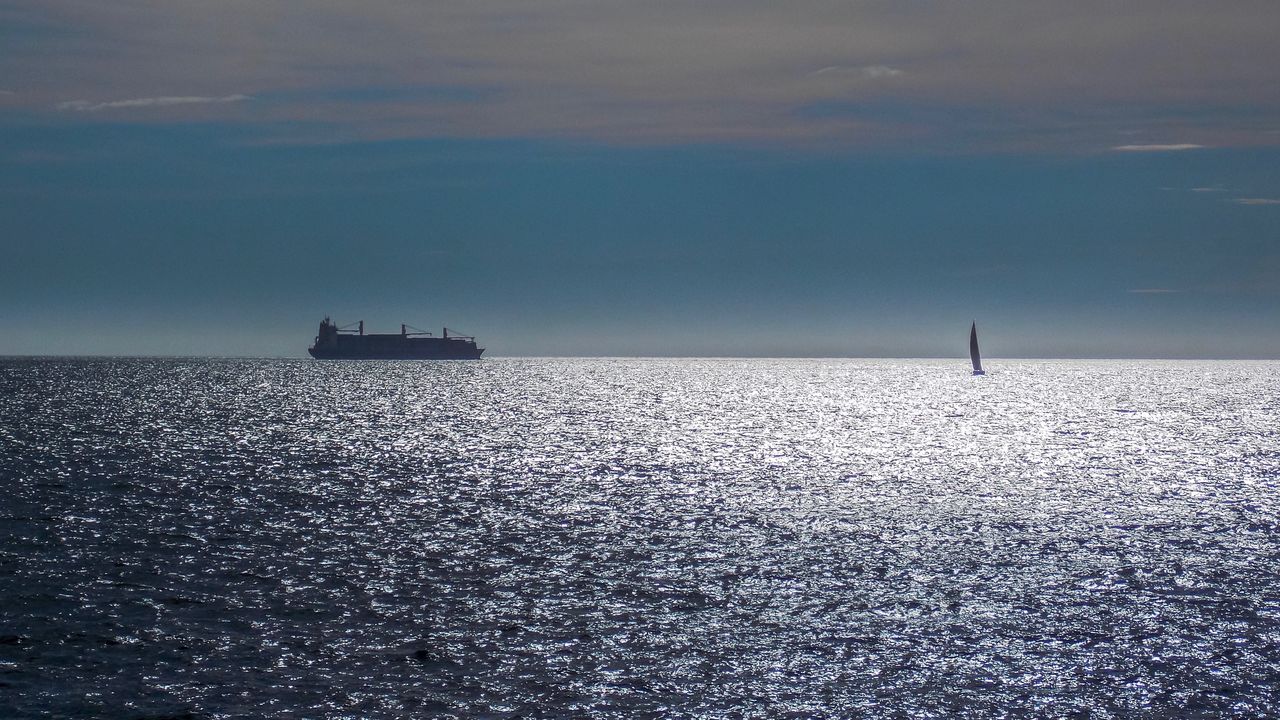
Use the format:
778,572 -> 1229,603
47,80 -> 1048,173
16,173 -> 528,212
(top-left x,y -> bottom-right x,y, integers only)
2,357 -> 1279,718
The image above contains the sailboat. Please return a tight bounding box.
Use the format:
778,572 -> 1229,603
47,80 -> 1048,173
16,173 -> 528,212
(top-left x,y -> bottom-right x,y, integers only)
970,322 -> 985,375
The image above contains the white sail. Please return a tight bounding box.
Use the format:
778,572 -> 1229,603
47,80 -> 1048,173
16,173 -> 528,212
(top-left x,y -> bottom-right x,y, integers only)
970,322 -> 985,375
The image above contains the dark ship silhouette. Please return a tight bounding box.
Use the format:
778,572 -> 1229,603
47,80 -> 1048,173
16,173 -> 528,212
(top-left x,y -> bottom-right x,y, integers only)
308,317 -> 484,359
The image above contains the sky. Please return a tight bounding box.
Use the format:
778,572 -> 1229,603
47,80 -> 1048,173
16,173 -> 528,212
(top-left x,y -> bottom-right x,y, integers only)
2,0 -> 1279,357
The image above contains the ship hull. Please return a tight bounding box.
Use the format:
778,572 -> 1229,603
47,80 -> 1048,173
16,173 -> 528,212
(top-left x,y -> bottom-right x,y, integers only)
309,346 -> 484,360
308,349 -> 483,360
309,336 -> 483,360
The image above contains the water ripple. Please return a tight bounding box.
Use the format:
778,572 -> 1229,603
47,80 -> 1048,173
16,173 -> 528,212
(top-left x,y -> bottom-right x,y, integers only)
2,358 -> 1279,717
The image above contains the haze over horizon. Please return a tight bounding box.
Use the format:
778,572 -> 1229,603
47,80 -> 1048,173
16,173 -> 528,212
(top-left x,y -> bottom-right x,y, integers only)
4,1 -> 1280,358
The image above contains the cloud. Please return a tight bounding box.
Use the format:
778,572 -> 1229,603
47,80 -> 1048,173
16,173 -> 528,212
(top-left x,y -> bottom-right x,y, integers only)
1128,288 -> 1179,294
56,94 -> 252,112
11,2 -> 1280,147
813,65 -> 905,79
1189,187 -> 1227,192
1110,144 -> 1205,152
1232,198 -> 1280,205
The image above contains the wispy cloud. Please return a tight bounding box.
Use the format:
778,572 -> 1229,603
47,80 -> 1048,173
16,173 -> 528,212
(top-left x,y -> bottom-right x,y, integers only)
1111,143 -> 1205,152
813,65 -> 905,79
57,94 -> 251,112
1128,288 -> 1179,294
1190,186 -> 1227,192
1232,198 -> 1280,205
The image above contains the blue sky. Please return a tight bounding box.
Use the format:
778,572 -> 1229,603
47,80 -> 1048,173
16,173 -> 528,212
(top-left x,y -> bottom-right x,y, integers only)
2,1 -> 1279,356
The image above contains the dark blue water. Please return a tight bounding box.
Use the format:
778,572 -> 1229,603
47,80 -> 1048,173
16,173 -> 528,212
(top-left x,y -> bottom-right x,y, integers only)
3,358 -> 1280,718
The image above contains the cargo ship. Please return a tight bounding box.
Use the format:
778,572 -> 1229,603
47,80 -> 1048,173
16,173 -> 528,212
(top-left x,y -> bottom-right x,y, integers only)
308,317 -> 484,359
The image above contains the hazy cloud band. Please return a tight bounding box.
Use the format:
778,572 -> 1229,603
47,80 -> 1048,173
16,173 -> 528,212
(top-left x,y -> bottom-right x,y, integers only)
9,1 -> 1280,148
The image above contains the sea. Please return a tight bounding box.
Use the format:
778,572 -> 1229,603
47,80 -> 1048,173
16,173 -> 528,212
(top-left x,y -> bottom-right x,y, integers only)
2,357 -> 1279,718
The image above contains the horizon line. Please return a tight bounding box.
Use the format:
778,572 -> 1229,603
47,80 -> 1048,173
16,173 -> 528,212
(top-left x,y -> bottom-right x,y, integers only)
4,353 -> 1280,362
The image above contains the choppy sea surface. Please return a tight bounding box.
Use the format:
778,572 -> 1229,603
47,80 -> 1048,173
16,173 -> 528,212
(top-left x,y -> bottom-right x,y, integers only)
2,358 -> 1280,718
